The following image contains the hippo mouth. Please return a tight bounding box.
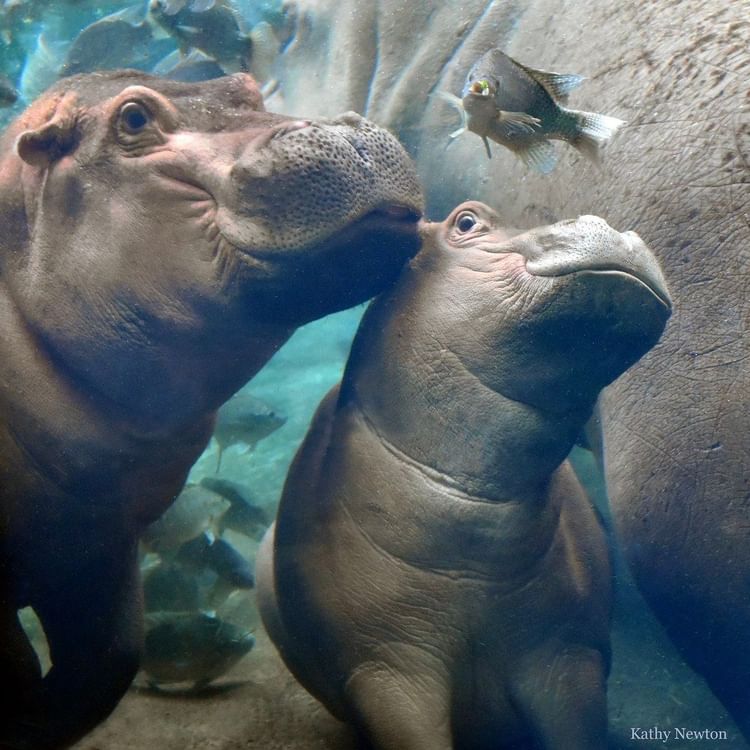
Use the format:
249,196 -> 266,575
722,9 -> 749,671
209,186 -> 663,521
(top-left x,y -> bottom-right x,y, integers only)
226,202 -> 422,262
522,220 -> 672,310
526,259 -> 672,310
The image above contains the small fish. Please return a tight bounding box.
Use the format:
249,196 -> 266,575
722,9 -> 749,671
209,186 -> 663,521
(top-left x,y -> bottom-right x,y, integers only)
200,476 -> 270,539
216,589 -> 257,629
142,484 -> 230,553
156,0 -> 216,15
142,560 -> 202,612
19,33 -> 68,102
246,20 -> 279,83
213,392 -> 286,471
153,48 -> 226,81
149,0 -> 253,72
0,74 -> 18,106
177,531 -> 255,589
441,48 -> 624,173
142,611 -> 254,688
59,6 -> 155,77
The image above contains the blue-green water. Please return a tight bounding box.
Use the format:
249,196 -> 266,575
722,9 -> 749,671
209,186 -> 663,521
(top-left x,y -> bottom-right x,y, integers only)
1,1 -> 748,749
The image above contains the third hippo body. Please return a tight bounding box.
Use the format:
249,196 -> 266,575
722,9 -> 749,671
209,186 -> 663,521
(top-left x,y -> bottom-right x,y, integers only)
259,203 -> 672,750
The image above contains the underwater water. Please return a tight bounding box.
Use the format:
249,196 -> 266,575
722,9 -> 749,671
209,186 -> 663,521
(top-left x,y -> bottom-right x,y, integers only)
1,0 -> 749,749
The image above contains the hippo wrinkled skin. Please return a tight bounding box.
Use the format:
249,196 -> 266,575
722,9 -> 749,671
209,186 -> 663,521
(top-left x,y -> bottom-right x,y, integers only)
0,71 -> 422,749
274,0 -> 750,734
257,203 -> 671,750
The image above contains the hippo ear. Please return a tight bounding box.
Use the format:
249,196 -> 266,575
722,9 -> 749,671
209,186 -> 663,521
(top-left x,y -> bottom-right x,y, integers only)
16,94 -> 80,168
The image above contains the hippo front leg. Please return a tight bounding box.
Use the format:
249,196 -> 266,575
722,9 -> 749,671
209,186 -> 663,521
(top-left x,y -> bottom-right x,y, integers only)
2,540 -> 143,749
511,646 -> 608,750
343,651 -> 454,750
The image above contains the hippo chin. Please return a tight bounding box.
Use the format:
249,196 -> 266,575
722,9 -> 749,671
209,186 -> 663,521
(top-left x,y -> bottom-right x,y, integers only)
0,71 -> 422,749
257,203 -> 671,750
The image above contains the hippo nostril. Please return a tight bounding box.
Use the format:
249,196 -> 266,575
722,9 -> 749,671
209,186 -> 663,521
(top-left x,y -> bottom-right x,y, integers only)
343,133 -> 371,164
271,120 -> 311,140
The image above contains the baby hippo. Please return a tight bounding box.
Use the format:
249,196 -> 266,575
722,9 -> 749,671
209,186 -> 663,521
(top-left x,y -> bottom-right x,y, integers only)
257,203 -> 672,750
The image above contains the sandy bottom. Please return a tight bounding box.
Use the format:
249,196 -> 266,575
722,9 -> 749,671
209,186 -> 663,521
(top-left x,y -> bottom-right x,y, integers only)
76,629 -> 357,750
74,598 -> 749,750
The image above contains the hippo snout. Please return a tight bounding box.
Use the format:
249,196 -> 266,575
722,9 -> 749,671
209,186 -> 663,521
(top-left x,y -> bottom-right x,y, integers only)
330,111 -> 368,128
222,114 -> 423,253
523,216 -> 672,311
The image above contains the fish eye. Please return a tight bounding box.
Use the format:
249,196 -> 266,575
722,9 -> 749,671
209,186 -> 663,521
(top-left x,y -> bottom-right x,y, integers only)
455,211 -> 478,233
119,101 -> 151,134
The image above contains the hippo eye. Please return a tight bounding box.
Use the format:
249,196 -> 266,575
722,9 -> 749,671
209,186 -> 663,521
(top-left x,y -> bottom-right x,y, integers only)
119,101 -> 151,134
455,211 -> 478,233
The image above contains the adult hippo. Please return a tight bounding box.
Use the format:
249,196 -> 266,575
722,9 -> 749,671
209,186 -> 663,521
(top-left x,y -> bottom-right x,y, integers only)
258,204 -> 671,750
274,0 -> 750,737
0,70 -> 422,749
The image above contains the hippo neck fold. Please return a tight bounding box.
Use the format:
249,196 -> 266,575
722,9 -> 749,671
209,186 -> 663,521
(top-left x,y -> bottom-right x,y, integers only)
340,289 -> 590,504
0,282 -> 236,525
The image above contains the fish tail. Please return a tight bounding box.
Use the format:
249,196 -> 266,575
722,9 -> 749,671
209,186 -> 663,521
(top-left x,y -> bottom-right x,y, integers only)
564,108 -> 626,163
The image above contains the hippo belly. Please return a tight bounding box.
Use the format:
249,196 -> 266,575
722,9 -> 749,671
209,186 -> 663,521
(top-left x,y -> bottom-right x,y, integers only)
260,204 -> 669,750
267,396 -> 611,750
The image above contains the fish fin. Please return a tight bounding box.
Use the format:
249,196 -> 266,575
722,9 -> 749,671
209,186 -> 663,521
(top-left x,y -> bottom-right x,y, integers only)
515,139 -> 558,174
437,90 -> 468,125
145,15 -> 172,39
152,49 -> 182,75
517,63 -> 585,100
437,90 -> 464,112
260,78 -> 279,98
448,126 -> 466,139
497,110 -> 541,134
482,136 -> 492,159
189,0 -> 216,11
249,21 -> 280,82
159,0 -> 188,15
108,5 -> 149,24
568,109 -> 626,163
215,443 -> 224,473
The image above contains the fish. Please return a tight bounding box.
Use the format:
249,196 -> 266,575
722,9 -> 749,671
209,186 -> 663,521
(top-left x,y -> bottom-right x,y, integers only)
19,33 -> 68,102
58,6 -> 156,77
153,48 -> 226,81
0,74 -> 18,106
142,560 -> 202,612
213,392 -> 286,471
142,484 -> 230,553
200,476 -> 270,539
156,0 -> 216,15
176,531 -> 255,589
203,537 -> 255,588
149,0 -> 253,72
216,589 -> 257,629
245,20 -> 279,83
440,48 -> 625,173
142,611 -> 255,688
